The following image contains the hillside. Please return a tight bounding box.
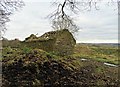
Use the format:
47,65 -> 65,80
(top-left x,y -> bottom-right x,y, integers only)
1,38 -> 119,86
74,43 -> 119,65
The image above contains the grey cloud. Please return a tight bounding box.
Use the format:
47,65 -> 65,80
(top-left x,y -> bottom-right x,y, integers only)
4,1 -> 118,43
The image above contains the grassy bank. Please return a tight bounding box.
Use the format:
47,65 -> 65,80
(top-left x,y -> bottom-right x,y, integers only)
73,43 -> 119,65
2,42 -> 119,86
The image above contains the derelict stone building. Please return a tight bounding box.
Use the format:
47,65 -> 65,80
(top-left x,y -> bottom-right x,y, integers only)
24,29 -> 76,56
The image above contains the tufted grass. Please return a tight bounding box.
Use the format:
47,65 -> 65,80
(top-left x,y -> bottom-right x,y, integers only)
73,43 -> 119,65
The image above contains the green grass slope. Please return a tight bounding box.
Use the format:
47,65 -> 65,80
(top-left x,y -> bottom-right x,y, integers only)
73,43 -> 119,65
2,42 -> 119,86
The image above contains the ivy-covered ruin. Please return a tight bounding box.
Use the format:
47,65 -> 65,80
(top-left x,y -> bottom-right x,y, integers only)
24,29 -> 76,56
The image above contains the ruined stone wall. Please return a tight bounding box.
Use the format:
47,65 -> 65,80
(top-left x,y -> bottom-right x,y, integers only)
23,29 -> 76,56
53,29 -> 76,56
23,39 -> 56,52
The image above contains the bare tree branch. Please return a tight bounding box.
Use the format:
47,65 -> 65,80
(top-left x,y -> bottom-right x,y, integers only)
0,0 -> 25,38
48,0 -> 119,35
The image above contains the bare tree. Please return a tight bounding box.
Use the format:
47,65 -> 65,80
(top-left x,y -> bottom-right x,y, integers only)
0,0 -> 25,37
48,0 -> 119,34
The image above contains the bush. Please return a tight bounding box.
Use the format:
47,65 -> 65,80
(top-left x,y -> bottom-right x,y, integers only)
22,47 -> 32,54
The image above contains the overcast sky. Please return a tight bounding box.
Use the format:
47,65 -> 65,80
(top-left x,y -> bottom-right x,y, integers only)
4,0 -> 118,43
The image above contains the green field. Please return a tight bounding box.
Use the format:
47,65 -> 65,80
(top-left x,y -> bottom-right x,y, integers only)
73,43 -> 119,65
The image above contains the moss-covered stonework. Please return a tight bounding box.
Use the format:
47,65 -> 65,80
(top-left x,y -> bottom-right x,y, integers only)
24,29 -> 76,56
